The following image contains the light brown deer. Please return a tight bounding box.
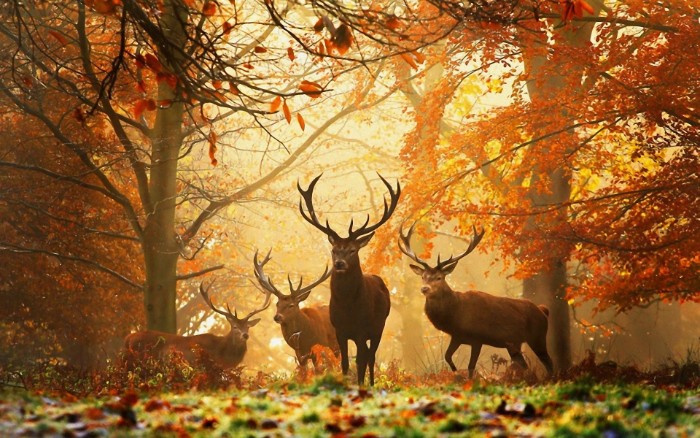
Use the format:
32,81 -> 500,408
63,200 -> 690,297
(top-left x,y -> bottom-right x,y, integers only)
298,173 -> 400,386
123,282 -> 271,370
253,250 -> 339,371
399,223 -> 553,379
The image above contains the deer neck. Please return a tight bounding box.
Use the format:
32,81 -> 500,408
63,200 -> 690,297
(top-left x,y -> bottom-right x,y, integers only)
330,263 -> 365,298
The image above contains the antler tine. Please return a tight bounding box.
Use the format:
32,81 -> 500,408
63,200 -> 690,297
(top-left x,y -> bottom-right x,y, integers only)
200,281 -> 234,319
348,173 -> 401,239
253,249 -> 285,298
243,288 -> 272,321
398,221 -> 432,270
288,265 -> 331,301
297,174 -> 340,240
435,225 -> 486,270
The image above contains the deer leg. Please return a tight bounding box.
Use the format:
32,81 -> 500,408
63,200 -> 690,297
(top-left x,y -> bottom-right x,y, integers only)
444,337 -> 461,372
338,335 -> 350,376
506,343 -> 528,369
367,335 -> 381,386
467,343 -> 483,379
528,340 -> 554,376
355,340 -> 370,386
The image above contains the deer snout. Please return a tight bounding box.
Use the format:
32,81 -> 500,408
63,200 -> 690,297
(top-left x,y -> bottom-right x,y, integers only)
242,332 -> 249,340
420,285 -> 431,295
333,260 -> 347,271
274,314 -> 283,323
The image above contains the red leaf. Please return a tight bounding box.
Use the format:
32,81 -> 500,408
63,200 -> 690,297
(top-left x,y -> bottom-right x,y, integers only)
270,96 -> 282,113
297,113 -> 305,131
313,17 -> 324,33
229,82 -> 240,95
242,63 -> 254,69
158,99 -> 172,109
332,24 -> 353,55
156,72 -> 178,89
386,16 -> 401,30
287,47 -> 295,61
202,1 -> 217,16
222,22 -> 233,35
282,100 -> 291,123
254,46 -> 267,53
299,80 -> 323,98
144,54 -> 161,73
212,80 -> 222,90
134,54 -> 145,69
134,99 -> 156,118
48,30 -> 68,46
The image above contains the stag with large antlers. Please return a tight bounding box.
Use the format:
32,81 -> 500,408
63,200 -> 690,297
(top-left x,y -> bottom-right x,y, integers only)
253,250 -> 339,371
399,223 -> 553,379
124,282 -> 271,370
298,173 -> 400,386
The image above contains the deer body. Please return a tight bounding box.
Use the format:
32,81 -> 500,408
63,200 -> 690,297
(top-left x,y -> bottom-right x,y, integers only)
254,251 -> 339,370
279,305 -> 338,368
400,224 -> 553,378
124,282 -> 270,371
298,173 -> 400,385
329,268 -> 391,385
124,329 -> 248,369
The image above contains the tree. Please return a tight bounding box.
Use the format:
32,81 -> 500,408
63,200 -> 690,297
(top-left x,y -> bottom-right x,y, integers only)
0,0 -> 374,336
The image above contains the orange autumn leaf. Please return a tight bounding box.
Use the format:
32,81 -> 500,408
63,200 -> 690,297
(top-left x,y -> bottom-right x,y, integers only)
208,131 -> 218,166
385,16 -> 402,30
158,99 -> 172,109
202,1 -> 217,16
254,46 -> 267,53
222,22 -> 233,35
299,80 -> 323,98
156,72 -> 177,89
48,30 -> 68,46
400,52 -> 419,69
212,80 -> 222,90
270,96 -> 282,112
579,0 -> 594,14
229,82 -> 240,95
287,47 -> 295,61
297,113 -> 305,131
282,100 -> 291,123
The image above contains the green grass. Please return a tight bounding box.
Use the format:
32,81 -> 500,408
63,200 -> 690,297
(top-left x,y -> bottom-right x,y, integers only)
1,376 -> 698,437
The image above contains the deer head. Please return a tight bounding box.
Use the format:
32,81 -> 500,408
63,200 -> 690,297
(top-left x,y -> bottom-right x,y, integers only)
253,249 -> 330,324
298,173 -> 401,275
199,281 -> 271,343
398,222 -> 485,297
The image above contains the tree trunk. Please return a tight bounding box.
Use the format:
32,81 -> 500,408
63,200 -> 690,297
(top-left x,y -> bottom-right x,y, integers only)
142,0 -> 187,333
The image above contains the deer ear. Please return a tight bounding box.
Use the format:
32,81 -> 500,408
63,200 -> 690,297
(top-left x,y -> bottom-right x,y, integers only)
409,264 -> 425,276
247,318 -> 261,327
295,291 -> 312,303
442,262 -> 458,275
356,232 -> 374,248
327,234 -> 336,245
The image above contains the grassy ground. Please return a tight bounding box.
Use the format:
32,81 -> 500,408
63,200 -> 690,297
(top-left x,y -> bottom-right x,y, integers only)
1,370 -> 698,437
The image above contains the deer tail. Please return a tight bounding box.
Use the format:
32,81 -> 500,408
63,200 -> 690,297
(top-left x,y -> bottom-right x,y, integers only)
538,304 -> 550,317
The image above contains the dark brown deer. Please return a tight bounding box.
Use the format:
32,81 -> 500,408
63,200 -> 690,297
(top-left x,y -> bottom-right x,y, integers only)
253,250 -> 339,371
124,282 -> 271,370
298,173 -> 400,386
399,223 -> 553,379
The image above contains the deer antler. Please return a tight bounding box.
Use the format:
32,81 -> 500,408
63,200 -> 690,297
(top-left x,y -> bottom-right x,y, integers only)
287,264 -> 331,302
253,249 -> 285,298
200,280 -> 271,322
399,222 -> 485,271
435,226 -> 485,271
398,222 -> 431,270
297,174 -> 341,241
347,173 -> 401,240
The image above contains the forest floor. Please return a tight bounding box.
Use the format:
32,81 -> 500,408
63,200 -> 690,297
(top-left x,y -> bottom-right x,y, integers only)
1,366 -> 699,437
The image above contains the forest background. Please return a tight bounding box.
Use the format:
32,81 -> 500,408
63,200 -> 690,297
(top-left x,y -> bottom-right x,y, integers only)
0,0 -> 698,382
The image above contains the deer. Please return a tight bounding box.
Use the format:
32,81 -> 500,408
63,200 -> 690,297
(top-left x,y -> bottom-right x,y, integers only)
398,223 -> 554,379
298,173 -> 400,386
253,249 -> 340,371
123,282 -> 271,371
